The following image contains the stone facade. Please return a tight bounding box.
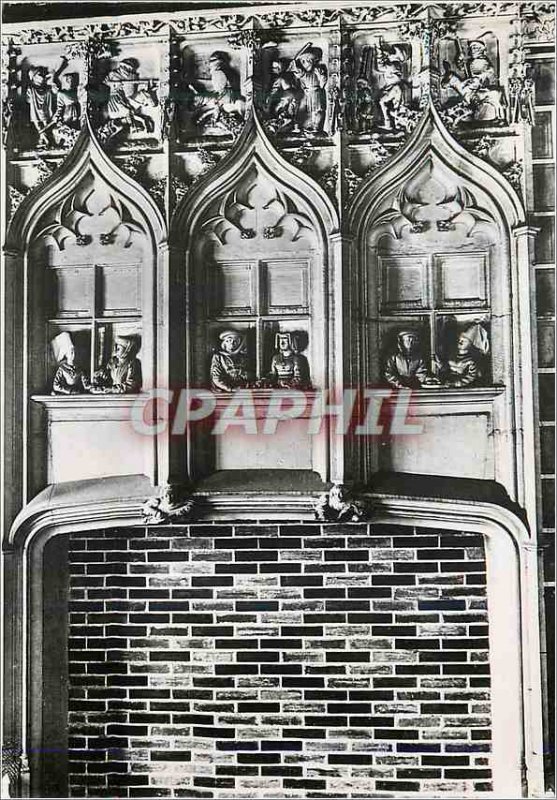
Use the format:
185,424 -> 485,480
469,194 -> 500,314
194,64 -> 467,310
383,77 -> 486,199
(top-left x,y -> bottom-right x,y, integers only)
1,2 -> 554,797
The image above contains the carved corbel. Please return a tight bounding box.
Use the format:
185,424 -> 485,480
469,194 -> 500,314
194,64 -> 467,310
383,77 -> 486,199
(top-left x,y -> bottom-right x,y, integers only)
143,483 -> 195,525
314,483 -> 372,523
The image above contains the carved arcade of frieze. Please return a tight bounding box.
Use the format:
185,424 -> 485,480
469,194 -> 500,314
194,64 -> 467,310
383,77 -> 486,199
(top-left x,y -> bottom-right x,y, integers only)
2,1 -> 553,501
1,4 -> 554,799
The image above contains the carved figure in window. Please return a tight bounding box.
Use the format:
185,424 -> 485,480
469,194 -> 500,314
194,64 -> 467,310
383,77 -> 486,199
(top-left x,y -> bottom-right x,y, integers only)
434,323 -> 490,388
383,330 -> 431,389
266,58 -> 301,134
290,45 -> 328,135
51,332 -> 90,395
210,330 -> 251,392
267,332 -> 312,389
92,335 -> 142,394
196,51 -> 245,134
103,59 -> 156,138
375,42 -> 407,131
442,38 -> 506,125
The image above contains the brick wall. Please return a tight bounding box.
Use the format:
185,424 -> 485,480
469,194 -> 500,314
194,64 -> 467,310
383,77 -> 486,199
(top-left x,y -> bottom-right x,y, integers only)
68,522 -> 493,798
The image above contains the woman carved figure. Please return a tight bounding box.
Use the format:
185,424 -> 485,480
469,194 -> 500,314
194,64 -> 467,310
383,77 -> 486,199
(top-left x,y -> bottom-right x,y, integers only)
210,330 -> 250,392
51,332 -> 90,395
434,323 -> 489,388
383,330 -> 430,389
92,336 -> 142,394
291,46 -> 328,134
268,332 -> 311,389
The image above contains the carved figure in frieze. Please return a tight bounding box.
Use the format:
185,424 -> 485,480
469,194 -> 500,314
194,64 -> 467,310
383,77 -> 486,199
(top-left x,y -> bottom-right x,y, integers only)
26,64 -> 60,147
267,332 -> 312,389
266,58 -> 301,133
210,329 -> 251,392
195,51 -> 245,134
383,329 -> 432,389
433,323 -> 490,388
375,42 -> 408,131
314,483 -> 369,522
290,44 -> 328,135
143,484 -> 194,525
102,58 -> 156,139
51,332 -> 90,395
92,335 -> 142,394
442,37 -> 506,125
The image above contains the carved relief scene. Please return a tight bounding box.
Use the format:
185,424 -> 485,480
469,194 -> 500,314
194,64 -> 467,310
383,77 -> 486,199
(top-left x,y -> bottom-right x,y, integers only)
89,41 -> 163,148
172,42 -> 245,141
439,32 -> 507,128
3,42 -> 85,154
259,38 -> 330,139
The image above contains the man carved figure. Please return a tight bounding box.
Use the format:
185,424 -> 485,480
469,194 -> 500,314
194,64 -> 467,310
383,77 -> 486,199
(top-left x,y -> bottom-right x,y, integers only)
210,330 -> 250,392
268,332 -> 311,389
104,58 -> 155,136
375,43 -> 406,130
291,46 -> 328,135
196,51 -> 245,132
26,65 -> 57,147
434,323 -> 489,388
383,330 -> 430,389
92,335 -> 142,394
51,332 -> 90,395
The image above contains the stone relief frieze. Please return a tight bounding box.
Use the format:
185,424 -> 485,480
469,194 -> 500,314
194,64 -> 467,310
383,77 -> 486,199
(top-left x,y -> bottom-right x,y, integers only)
438,33 -> 507,129
172,46 -> 246,141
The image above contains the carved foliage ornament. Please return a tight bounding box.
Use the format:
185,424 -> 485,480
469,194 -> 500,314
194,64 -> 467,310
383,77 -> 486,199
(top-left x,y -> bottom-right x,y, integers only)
374,159 -> 495,239
201,164 -> 316,246
143,484 -> 195,524
35,170 -> 147,250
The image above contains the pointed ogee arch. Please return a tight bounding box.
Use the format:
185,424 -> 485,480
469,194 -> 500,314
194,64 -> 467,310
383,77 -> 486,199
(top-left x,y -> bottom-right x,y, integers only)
6,119 -> 167,253
171,111 -> 339,247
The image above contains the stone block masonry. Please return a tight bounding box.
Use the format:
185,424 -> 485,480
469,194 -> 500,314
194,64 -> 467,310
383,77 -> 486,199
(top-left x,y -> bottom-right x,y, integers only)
68,523 -> 492,798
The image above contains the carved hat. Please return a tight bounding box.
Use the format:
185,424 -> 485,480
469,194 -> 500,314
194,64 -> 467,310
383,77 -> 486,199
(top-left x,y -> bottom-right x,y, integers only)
460,323 -> 490,355
302,46 -> 322,63
51,331 -> 74,363
113,335 -> 137,359
219,330 -> 245,353
275,332 -> 299,352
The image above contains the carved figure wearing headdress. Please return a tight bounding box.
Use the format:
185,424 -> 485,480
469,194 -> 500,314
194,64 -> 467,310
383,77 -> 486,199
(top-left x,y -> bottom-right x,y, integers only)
26,65 -> 57,147
434,323 -> 490,388
268,332 -> 311,389
210,330 -> 250,392
290,45 -> 328,135
442,38 -> 506,124
51,332 -> 90,395
92,335 -> 142,394
383,330 -> 430,389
